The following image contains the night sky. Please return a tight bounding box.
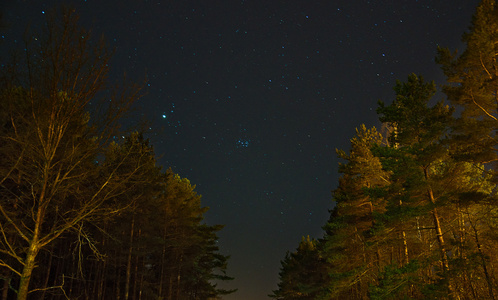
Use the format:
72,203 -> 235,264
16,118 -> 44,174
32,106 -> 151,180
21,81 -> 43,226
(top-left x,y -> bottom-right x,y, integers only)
2,1 -> 481,299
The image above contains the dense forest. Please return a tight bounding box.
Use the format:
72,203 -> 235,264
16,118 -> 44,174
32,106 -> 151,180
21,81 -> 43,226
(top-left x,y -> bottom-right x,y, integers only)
0,8 -> 234,300
272,1 -> 498,299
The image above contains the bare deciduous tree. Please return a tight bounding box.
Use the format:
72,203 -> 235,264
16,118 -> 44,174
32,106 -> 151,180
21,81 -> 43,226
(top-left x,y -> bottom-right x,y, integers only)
0,7 -> 144,300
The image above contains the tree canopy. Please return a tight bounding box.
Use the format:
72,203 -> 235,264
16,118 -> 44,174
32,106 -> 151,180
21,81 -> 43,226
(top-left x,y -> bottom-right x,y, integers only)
273,1 -> 498,299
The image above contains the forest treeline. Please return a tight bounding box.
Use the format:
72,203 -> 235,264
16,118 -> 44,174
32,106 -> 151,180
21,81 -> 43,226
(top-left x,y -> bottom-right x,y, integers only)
0,8 -> 234,300
272,1 -> 498,299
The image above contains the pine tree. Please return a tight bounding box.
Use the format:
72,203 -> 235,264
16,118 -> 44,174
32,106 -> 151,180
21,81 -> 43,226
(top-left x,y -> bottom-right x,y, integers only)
320,125 -> 390,299
375,74 -> 455,296
159,168 -> 235,300
436,1 -> 498,297
436,0 -> 498,164
271,236 -> 327,300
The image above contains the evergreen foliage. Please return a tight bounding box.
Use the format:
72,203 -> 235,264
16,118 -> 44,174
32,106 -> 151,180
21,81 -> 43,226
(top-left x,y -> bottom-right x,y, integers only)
273,1 -> 498,299
270,236 -> 327,300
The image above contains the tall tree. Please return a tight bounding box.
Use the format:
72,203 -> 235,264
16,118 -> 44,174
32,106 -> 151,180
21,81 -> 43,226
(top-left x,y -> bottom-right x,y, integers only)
295,125 -> 391,299
437,0 -> 498,164
325,125 -> 391,299
271,236 -> 327,300
159,168 -> 235,299
375,74 -> 455,292
437,2 -> 498,297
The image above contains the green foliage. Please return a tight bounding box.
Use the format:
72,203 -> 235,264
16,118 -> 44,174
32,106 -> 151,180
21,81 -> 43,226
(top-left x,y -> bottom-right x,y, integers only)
277,20 -> 498,296
369,260 -> 421,300
270,236 -> 328,300
437,0 -> 498,165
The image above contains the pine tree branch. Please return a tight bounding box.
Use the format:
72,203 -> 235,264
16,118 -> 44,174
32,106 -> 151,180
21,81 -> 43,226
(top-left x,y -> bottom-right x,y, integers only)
480,51 -> 493,80
470,90 -> 497,121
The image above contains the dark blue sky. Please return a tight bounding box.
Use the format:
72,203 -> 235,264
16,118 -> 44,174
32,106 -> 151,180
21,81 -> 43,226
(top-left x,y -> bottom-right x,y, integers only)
2,1 -> 480,298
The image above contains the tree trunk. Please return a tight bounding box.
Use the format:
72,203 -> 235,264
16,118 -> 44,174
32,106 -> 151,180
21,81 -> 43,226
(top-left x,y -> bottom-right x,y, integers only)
97,222 -> 107,300
398,199 -> 409,266
158,229 -> 167,299
116,260 -> 121,300
401,230 -> 409,265
17,204 -> 46,300
176,254 -> 182,300
17,241 -> 41,300
457,208 -> 477,300
424,167 -> 457,298
424,168 -> 449,270
124,217 -> 135,300
1,275 -> 10,300
49,242 -> 65,300
97,259 -> 106,299
468,210 -> 494,300
132,247 -> 139,300
17,169 -> 51,300
428,190 -> 458,298
132,228 -> 141,300
138,260 -> 144,300
39,246 -> 54,300
431,207 -> 448,270
168,275 -> 174,300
